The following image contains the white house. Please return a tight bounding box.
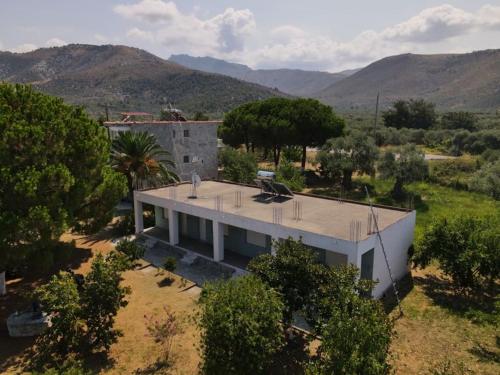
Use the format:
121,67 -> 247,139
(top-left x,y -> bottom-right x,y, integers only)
134,180 -> 415,298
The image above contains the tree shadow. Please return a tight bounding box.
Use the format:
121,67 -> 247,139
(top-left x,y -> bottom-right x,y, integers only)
469,340 -> 500,364
157,276 -> 174,288
413,273 -> 498,325
267,332 -> 310,375
0,241 -> 92,372
381,272 -> 414,314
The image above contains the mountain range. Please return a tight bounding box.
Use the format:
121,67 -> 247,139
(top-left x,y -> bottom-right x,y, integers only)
172,50 -> 500,111
315,49 -> 500,110
0,44 -> 285,117
169,54 -> 358,97
2,44 -> 500,117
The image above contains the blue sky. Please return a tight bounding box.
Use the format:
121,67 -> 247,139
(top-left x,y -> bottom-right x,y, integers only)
2,1 -> 500,71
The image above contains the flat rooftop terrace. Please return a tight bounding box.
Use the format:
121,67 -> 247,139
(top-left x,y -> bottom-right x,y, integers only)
139,181 -> 412,241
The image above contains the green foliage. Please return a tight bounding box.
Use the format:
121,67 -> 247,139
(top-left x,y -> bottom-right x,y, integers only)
111,131 -> 179,197
469,160 -> 500,199
378,144 -> 429,198
450,129 -> 500,155
0,83 -> 127,273
33,253 -> 130,368
163,256 -> 177,272
441,111 -> 477,131
81,253 -> 130,352
413,214 -> 500,289
383,99 -> 437,129
220,98 -> 343,167
248,238 -> 324,324
282,145 -> 302,162
218,148 -> 258,184
197,275 -> 284,375
33,359 -> 91,375
275,160 -> 306,191
429,157 -> 478,190
317,130 -> 379,189
34,273 -> 85,364
115,238 -> 145,261
309,292 -> 393,375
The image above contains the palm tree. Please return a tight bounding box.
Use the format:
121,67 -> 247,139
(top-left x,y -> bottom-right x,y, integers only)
111,131 -> 179,199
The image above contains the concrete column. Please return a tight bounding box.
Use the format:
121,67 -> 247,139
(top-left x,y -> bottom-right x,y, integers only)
134,200 -> 144,234
168,209 -> 179,246
200,218 -> 207,242
212,221 -> 224,262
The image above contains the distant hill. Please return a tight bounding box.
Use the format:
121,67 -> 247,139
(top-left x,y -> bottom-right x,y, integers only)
169,54 -> 357,97
0,44 -> 286,117
314,50 -> 500,111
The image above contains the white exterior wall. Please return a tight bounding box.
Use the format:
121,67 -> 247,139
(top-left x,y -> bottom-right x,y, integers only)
134,191 -> 416,299
357,211 -> 416,298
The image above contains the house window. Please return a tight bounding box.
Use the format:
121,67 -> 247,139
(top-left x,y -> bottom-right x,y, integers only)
246,230 -> 267,247
183,155 -> 190,163
183,129 -> 190,137
223,224 -> 229,236
173,130 -> 176,138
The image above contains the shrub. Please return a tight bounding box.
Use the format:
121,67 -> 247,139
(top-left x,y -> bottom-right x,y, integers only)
81,253 -> 130,352
115,238 -> 145,261
145,307 -> 182,368
218,148 -> 258,184
469,160 -> 500,199
248,238 -> 324,325
163,256 -> 177,273
197,275 -> 284,375
33,254 -> 130,368
275,160 -> 306,191
309,294 -> 393,375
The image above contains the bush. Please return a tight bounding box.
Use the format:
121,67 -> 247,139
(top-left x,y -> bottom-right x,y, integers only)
163,256 -> 177,273
469,160 -> 500,199
219,148 -> 258,184
197,275 -> 284,375
429,157 -> 478,190
115,238 -> 145,261
308,291 -> 393,375
413,213 -> 500,289
33,253 -> 130,368
145,306 -> 182,368
275,160 -> 306,191
248,238 -> 323,325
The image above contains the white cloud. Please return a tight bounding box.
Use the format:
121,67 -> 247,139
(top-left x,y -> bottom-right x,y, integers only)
11,43 -> 38,53
46,37 -> 67,47
114,0 -> 178,23
115,1 -> 255,55
114,2 -> 500,71
126,27 -> 154,42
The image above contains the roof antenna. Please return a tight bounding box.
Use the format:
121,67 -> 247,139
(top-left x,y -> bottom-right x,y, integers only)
364,186 -> 403,318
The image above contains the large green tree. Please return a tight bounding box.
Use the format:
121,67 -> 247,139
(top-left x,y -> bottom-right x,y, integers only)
110,131 -> 179,199
316,131 -> 379,190
248,238 -> 324,325
413,213 -> 499,289
383,99 -> 436,129
197,275 -> 284,375
378,144 -> 429,198
0,84 -> 127,293
290,98 -> 344,169
220,98 -> 344,167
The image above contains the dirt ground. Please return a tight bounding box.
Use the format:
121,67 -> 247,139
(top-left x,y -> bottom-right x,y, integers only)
0,231 -> 201,374
1,230 -> 498,374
